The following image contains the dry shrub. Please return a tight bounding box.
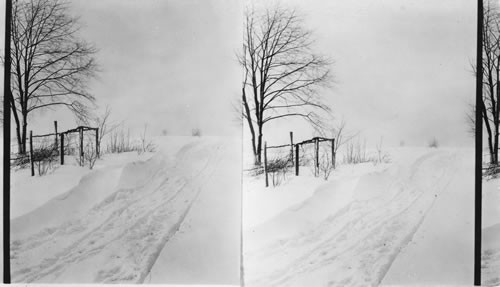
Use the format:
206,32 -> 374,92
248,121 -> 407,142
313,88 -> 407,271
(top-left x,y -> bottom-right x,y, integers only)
192,128 -> 202,137
84,141 -> 98,169
428,137 -> 439,148
343,137 -> 369,164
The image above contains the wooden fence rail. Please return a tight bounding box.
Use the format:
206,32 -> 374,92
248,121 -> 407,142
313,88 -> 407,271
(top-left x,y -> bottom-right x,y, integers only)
59,125 -> 99,168
263,132 -> 335,187
25,122 -> 99,176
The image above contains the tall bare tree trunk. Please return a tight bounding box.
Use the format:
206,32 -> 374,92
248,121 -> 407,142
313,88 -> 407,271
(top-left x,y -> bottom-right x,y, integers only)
9,0 -> 98,155
21,116 -> 27,154
495,66 -> 500,164
481,1 -> 500,165
482,101 -> 495,163
242,86 -> 258,163
256,126 -> 263,165
10,95 -> 22,154
16,126 -> 22,154
240,7 -> 332,166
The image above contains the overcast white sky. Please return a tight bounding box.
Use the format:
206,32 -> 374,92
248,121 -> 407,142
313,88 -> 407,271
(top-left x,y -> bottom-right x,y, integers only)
253,0 -> 477,147
1,0 -> 244,137
1,0 -> 478,146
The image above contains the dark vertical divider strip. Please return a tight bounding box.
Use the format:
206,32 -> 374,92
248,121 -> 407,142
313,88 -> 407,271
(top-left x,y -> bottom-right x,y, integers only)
3,0 -> 12,283
474,0 -> 483,285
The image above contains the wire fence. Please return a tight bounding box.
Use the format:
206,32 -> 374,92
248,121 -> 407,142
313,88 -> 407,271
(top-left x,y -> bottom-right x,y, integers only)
9,122 -> 99,176
59,126 -> 99,166
262,133 -> 335,187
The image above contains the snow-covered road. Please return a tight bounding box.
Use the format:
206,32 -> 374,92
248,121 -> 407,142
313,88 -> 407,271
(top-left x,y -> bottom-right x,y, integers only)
381,150 -> 474,285
10,136 -> 241,284
145,138 -> 241,284
243,148 -> 477,286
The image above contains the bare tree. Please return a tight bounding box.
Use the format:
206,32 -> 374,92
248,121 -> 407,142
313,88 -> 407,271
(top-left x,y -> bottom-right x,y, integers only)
8,0 -> 98,154
239,5 -> 332,165
472,0 -> 500,165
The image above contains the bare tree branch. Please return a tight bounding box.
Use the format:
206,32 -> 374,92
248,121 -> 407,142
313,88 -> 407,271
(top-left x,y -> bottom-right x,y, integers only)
7,0 -> 98,154
474,0 -> 500,164
239,5 -> 333,164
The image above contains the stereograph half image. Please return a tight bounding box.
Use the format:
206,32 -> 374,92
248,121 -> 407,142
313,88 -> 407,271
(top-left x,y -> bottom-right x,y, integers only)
0,0 -> 499,286
0,0 -> 242,284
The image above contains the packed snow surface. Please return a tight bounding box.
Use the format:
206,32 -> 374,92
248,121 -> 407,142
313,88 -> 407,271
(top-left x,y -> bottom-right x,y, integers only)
243,147 -> 500,286
9,136 -> 241,284
482,178 -> 500,286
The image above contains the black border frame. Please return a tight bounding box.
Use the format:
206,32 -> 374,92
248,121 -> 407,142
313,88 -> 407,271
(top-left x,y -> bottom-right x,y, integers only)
1,0 -> 486,285
474,0 -> 483,285
3,0 -> 12,283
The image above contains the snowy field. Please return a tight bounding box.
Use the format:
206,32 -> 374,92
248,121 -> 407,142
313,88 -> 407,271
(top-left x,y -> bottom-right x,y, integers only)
482,178 -> 500,286
243,147 -> 500,286
7,136 -> 241,284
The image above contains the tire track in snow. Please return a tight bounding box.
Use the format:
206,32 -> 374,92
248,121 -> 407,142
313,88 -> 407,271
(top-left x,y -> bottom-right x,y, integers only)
11,140 -> 223,283
245,151 -> 459,287
138,142 -> 224,283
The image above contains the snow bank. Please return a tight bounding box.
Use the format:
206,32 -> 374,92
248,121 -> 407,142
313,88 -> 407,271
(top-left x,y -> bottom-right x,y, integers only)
11,152 -> 153,219
482,177 -> 500,286
11,165 -> 123,238
243,147 -> 481,286
483,178 -> 500,229
10,136 -> 240,284
243,159 -> 391,230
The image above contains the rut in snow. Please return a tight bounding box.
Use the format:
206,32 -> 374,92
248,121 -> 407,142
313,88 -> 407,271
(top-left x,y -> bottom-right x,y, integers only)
245,151 -> 460,287
11,140 -> 222,283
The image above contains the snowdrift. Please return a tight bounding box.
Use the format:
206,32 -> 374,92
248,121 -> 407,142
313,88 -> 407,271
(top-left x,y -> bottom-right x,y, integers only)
243,148 -> 489,286
482,178 -> 500,286
10,136 -> 241,284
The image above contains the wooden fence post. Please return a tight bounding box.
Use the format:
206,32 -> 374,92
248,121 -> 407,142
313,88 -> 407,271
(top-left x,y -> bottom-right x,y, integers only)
29,130 -> 35,176
332,138 -> 336,169
60,133 -> 65,165
96,128 -> 100,158
79,127 -> 84,166
290,131 -> 294,163
295,144 -> 299,176
264,141 -> 269,187
315,138 -> 319,177
54,120 -> 58,152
